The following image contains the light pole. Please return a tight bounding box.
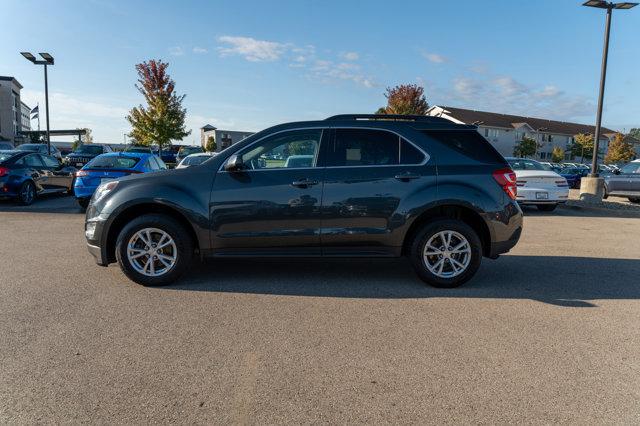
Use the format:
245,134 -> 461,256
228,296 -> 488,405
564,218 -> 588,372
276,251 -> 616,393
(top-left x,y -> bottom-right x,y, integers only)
582,1 -> 637,177
20,52 -> 54,155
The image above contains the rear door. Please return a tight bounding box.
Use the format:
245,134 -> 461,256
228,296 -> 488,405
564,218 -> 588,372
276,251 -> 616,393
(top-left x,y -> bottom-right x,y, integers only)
22,154 -> 48,192
319,128 -> 434,255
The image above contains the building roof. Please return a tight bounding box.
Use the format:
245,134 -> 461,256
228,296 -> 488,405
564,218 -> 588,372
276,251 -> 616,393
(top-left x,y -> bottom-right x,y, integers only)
431,106 -> 616,136
201,124 -> 217,130
0,76 -> 23,90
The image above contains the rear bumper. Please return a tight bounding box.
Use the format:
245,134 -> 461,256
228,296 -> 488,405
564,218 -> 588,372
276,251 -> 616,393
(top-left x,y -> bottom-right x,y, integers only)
489,226 -> 522,257
74,185 -> 98,199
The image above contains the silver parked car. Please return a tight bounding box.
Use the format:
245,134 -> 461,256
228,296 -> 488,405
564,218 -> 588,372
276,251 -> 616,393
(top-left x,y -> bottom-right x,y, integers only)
604,160 -> 640,203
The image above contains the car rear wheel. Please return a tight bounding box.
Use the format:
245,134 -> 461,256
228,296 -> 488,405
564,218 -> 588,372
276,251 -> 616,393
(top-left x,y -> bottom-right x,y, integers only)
115,214 -> 193,286
17,181 -> 36,205
409,219 -> 482,288
537,204 -> 557,212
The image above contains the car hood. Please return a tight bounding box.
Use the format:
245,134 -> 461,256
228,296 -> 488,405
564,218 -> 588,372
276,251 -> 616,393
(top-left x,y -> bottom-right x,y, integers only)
513,170 -> 562,179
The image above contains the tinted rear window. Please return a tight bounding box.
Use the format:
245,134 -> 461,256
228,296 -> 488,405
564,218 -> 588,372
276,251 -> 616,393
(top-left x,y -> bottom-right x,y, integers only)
87,156 -> 139,169
422,130 -> 504,163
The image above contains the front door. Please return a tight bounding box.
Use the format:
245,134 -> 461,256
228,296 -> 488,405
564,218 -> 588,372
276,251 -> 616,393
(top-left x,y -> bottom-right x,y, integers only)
319,128 -> 435,255
210,128 -> 326,255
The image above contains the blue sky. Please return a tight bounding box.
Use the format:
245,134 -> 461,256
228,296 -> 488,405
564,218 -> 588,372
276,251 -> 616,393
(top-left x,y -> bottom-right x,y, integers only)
2,0 -> 639,144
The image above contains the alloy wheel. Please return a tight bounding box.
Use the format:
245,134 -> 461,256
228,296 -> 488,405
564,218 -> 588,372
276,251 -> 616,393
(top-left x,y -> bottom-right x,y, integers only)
127,228 -> 178,277
422,230 -> 472,278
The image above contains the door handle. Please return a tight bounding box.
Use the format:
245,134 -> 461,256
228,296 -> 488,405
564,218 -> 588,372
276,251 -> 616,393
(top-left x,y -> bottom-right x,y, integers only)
394,173 -> 420,181
291,179 -> 319,188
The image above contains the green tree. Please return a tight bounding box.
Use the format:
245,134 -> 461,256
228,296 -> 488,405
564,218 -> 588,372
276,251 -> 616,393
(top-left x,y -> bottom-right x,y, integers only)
570,133 -> 594,163
205,135 -> 217,152
604,133 -> 635,164
375,84 -> 428,115
628,128 -> 640,140
551,146 -> 565,163
126,59 -> 190,155
513,136 -> 537,158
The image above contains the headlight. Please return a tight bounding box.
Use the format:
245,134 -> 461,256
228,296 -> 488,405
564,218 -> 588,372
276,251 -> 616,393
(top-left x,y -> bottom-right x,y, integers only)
93,180 -> 119,203
85,221 -> 97,239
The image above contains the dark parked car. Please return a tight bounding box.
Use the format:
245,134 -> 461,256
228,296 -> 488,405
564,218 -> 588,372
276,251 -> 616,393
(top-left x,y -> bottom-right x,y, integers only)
0,142 -> 14,150
15,143 -> 63,160
84,114 -> 523,288
65,144 -> 113,168
175,146 -> 203,164
0,150 -> 76,205
153,145 -> 180,164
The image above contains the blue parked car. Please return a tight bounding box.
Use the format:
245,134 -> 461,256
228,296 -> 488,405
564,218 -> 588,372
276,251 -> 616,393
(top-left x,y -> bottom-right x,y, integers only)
74,152 -> 167,209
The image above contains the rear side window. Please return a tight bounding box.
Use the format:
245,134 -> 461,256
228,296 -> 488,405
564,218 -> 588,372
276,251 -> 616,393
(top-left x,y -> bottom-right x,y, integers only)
326,129 -> 425,167
88,156 -> 139,169
422,130 -> 504,163
24,154 -> 43,167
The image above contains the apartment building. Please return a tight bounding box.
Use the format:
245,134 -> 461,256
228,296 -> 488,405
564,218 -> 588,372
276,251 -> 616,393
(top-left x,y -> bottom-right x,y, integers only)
200,124 -> 254,152
0,76 -> 25,145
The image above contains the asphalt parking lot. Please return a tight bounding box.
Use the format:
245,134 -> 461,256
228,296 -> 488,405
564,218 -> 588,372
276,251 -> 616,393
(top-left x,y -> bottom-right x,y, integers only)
1,195 -> 639,424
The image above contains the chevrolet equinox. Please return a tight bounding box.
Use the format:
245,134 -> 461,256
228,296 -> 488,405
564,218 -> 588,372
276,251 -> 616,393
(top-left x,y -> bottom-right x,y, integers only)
85,114 -> 523,288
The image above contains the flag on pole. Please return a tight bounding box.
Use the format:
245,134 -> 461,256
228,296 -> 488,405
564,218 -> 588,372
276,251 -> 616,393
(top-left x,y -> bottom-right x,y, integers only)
31,105 -> 39,115
32,113 -> 39,119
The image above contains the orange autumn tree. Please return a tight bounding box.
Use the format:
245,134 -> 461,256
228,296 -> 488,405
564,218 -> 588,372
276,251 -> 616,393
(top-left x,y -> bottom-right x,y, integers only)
376,84 -> 429,115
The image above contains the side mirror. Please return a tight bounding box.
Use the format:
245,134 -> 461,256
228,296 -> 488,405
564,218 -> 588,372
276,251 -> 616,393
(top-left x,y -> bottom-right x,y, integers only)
614,169 -> 620,175
224,154 -> 244,172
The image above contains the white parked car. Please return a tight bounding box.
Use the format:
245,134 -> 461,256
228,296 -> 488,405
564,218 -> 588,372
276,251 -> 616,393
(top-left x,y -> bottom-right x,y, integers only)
176,152 -> 216,169
506,157 -> 569,211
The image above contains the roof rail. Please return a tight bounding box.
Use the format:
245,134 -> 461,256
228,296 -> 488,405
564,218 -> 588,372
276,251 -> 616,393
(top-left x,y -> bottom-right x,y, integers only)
325,114 -> 451,123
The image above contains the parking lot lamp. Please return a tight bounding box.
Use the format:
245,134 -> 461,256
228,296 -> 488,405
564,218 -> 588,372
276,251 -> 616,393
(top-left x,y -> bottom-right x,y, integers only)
582,1 -> 637,176
20,52 -> 54,155
579,1 -> 637,201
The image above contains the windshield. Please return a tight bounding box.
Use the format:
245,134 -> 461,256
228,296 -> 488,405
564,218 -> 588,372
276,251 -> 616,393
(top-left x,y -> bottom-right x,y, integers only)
74,145 -> 104,155
87,155 -> 139,169
16,144 -> 42,151
507,158 -> 545,171
620,162 -> 640,174
0,151 -> 18,162
182,155 -> 209,166
179,147 -> 202,155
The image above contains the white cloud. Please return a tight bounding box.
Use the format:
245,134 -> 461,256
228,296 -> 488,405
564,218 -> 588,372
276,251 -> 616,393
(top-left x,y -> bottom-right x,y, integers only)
217,36 -> 287,62
341,51 -> 359,61
309,60 -> 375,88
192,46 -> 208,54
169,46 -> 185,56
436,75 -> 594,121
424,53 -> 446,63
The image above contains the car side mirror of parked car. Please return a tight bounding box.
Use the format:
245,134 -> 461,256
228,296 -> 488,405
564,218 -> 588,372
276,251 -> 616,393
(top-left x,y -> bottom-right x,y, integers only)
224,154 -> 244,172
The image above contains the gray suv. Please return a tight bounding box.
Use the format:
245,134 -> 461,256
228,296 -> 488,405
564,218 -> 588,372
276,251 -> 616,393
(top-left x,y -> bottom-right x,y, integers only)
604,160 -> 640,203
85,114 -> 524,288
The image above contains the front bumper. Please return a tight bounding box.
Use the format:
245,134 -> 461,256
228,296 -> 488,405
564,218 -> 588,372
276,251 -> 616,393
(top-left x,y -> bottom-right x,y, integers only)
85,214 -> 110,266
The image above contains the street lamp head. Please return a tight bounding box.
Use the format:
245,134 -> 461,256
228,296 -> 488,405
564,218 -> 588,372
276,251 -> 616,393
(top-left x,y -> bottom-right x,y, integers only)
39,53 -> 54,64
583,0 -> 610,8
20,52 -> 36,62
613,2 -> 638,8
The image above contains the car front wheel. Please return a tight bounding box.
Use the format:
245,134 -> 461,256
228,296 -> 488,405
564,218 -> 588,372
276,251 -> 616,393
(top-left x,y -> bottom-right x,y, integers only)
409,219 -> 482,288
115,214 -> 193,286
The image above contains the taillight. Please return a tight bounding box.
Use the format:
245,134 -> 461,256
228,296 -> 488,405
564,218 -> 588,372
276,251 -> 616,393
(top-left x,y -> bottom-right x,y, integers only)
492,167 -> 517,200
0,166 -> 9,177
76,170 -> 89,177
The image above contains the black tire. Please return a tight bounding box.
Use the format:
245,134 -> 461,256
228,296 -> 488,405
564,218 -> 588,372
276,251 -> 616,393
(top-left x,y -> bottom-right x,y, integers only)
17,180 -> 36,205
603,185 -> 609,199
409,219 -> 482,288
628,197 -> 640,204
77,198 -> 90,209
537,204 -> 557,212
115,214 -> 193,286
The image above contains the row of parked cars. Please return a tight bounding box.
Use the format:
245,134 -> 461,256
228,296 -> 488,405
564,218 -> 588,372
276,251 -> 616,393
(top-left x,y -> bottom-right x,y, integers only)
0,143 -> 215,207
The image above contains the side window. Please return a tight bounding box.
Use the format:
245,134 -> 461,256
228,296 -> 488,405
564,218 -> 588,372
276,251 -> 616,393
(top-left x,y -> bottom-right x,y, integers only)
24,154 -> 43,167
400,139 -> 425,165
326,129 -> 425,167
145,158 -> 158,171
40,155 -> 60,168
239,129 -> 321,170
328,129 -> 399,167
